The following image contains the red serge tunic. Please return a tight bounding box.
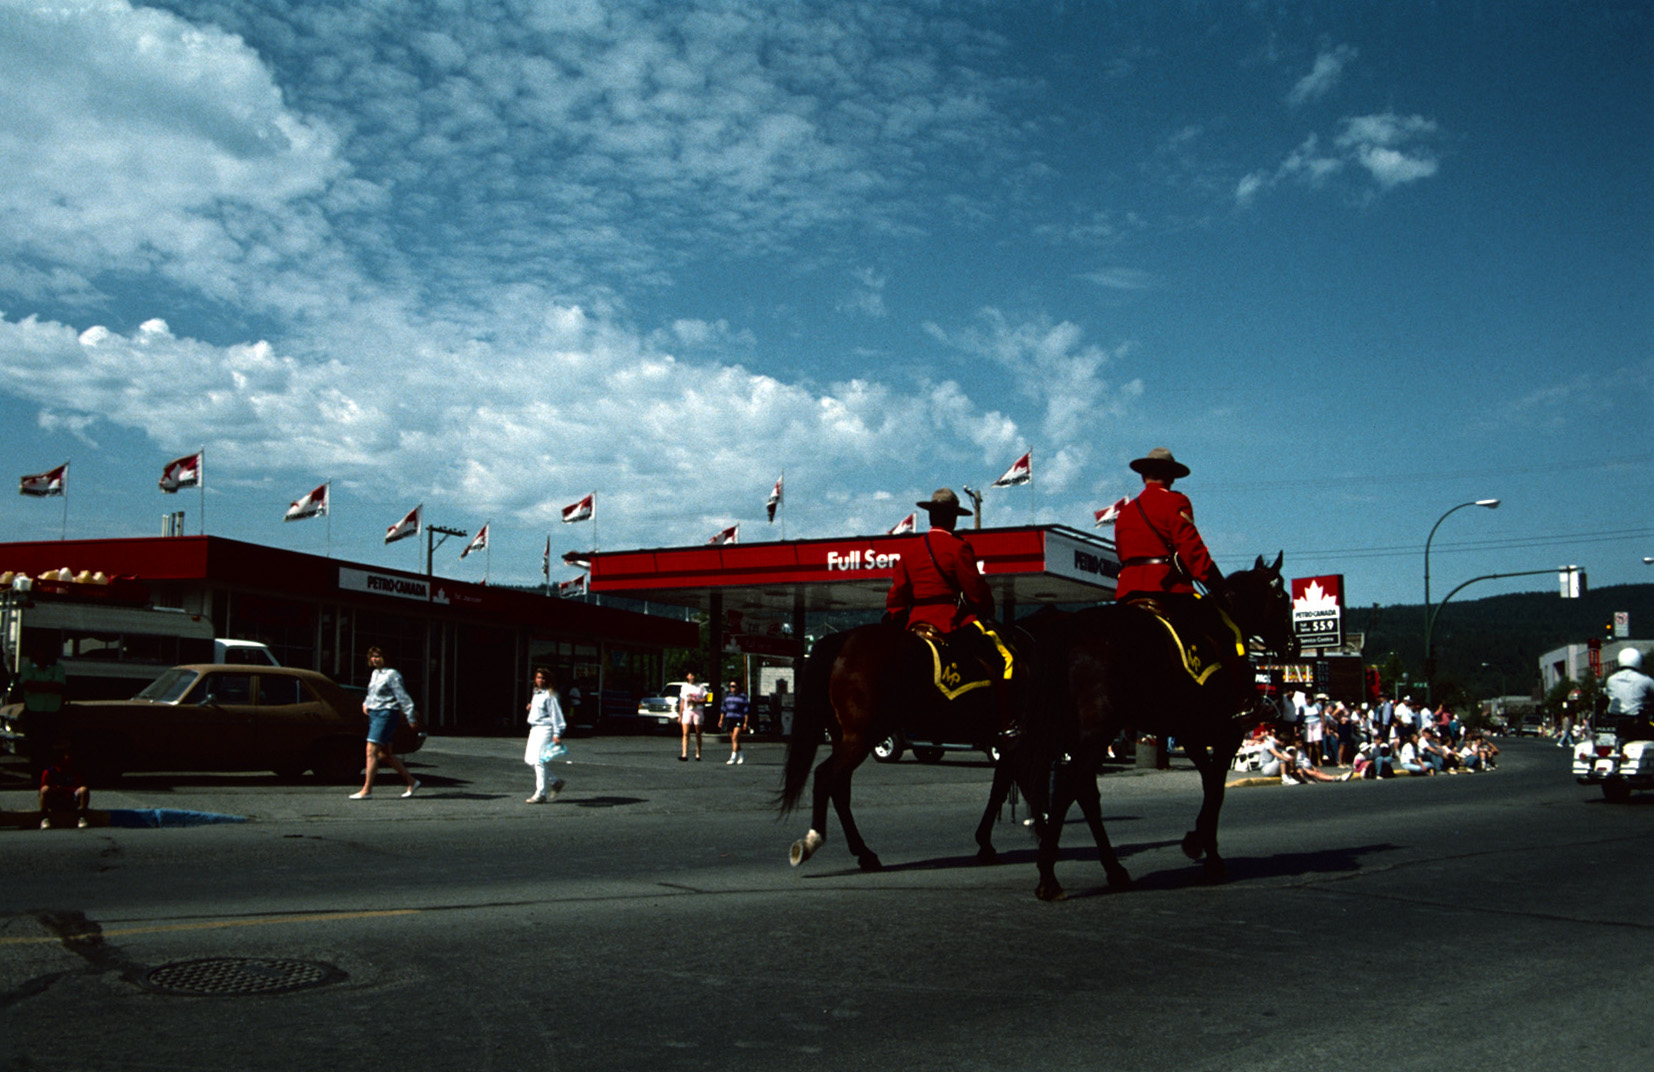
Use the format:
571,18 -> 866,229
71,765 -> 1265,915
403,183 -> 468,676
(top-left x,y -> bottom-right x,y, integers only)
886,528 -> 995,632
1113,482 -> 1220,601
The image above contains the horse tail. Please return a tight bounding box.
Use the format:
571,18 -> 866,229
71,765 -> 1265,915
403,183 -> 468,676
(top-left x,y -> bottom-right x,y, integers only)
776,630 -> 847,816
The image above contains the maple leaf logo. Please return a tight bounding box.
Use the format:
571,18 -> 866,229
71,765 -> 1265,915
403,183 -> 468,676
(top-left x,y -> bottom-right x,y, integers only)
1294,579 -> 1339,613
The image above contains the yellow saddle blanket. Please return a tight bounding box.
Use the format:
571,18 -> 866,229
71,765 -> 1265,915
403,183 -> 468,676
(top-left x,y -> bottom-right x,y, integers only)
910,621 -> 1013,701
1123,596 -> 1246,686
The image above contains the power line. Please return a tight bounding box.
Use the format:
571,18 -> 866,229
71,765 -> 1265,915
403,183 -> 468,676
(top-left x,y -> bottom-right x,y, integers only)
1272,526 -> 1654,563
1200,453 -> 1653,497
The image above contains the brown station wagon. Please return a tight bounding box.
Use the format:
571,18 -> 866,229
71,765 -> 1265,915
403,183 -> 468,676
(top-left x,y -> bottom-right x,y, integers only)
0,664 -> 424,784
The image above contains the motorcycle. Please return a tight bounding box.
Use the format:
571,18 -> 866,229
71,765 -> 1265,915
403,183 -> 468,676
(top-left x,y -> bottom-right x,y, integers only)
1572,714 -> 1654,803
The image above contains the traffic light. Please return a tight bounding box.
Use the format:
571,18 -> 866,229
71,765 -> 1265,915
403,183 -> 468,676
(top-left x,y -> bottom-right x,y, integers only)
1605,617 -> 1617,641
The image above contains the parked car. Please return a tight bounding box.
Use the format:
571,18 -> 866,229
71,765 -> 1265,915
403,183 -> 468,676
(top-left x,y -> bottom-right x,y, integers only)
1514,714 -> 1548,738
872,730 -> 1000,765
213,639 -> 279,666
0,664 -> 422,784
637,681 -> 692,732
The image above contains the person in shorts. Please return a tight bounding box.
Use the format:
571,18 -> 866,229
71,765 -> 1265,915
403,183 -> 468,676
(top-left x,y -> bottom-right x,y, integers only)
678,670 -> 708,761
720,679 -> 750,765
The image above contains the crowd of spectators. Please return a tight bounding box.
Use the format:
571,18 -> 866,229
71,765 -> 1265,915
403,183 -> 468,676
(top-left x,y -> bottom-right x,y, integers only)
1237,691 -> 1500,785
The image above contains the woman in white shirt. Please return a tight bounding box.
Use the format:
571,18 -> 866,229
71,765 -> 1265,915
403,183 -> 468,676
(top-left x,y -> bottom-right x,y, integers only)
350,646 -> 422,799
525,667 -> 567,803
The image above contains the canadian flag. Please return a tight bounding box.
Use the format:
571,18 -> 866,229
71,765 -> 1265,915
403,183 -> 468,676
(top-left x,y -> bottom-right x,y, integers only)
708,524 -> 739,545
283,482 -> 329,521
19,463 -> 67,497
992,451 -> 1031,487
385,503 -> 422,544
159,452 -> 203,493
541,535 -> 551,580
1093,496 -> 1131,527
888,513 -> 916,535
460,522 -> 489,559
562,493 -> 594,523
766,474 -> 783,522
559,574 -> 588,598
562,550 -> 594,570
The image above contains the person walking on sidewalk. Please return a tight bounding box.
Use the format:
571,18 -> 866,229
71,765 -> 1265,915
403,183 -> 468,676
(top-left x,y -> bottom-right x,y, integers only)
720,679 -> 751,765
678,670 -> 708,761
350,646 -> 421,800
525,667 -> 567,803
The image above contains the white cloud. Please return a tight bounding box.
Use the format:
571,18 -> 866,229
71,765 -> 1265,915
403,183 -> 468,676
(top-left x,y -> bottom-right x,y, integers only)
0,0 -> 347,314
0,302 -> 1027,544
924,309 -> 1136,458
1286,44 -> 1358,106
0,1 -> 1132,552
839,267 -> 888,318
1079,267 -> 1156,291
1336,113 -> 1440,187
1238,114 -> 1436,203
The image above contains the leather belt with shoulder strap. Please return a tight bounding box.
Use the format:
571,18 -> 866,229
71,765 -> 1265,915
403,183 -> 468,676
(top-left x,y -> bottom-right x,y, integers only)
1120,556 -> 1171,568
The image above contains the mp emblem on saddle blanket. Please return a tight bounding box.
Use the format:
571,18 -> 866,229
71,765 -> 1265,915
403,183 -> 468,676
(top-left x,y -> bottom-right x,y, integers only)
1122,596 -> 1245,687
910,621 -> 1013,701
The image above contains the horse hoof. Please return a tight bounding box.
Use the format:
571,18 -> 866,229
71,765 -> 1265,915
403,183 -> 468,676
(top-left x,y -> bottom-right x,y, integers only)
975,844 -> 999,866
1105,866 -> 1134,892
1203,858 -> 1229,885
1035,881 -> 1067,902
857,853 -> 883,873
1181,832 -> 1205,861
789,829 -> 824,867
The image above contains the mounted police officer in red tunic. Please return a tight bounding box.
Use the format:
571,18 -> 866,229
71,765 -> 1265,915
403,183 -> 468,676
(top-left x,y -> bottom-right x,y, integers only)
886,488 -> 1020,743
1114,448 -> 1256,716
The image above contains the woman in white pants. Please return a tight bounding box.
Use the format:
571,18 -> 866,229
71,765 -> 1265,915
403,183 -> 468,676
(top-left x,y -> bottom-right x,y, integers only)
525,668 -> 566,803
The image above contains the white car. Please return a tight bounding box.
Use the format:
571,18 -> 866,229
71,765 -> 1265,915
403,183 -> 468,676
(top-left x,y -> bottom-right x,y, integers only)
636,681 -> 692,731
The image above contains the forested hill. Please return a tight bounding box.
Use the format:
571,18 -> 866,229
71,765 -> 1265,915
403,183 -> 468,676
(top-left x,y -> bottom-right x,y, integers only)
1355,582 -> 1653,699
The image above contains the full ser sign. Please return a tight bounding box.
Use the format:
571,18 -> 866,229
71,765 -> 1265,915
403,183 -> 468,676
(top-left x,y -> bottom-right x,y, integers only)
1291,574 -> 1345,650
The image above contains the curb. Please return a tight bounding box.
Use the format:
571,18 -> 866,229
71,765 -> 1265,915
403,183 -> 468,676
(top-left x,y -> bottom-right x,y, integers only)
3,808 -> 248,830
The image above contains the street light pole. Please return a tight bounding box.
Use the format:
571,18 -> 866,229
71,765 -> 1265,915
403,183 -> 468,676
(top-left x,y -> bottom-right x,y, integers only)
1423,498 -> 1499,703
1481,660 -> 1508,719
960,485 -> 983,530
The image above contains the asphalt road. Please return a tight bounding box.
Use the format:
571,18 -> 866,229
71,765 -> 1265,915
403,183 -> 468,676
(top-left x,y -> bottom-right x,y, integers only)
2,734 -> 1650,1072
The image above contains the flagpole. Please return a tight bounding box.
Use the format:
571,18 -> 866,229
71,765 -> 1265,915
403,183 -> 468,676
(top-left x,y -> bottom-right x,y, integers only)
325,480 -> 333,559
60,461 -> 69,540
197,446 -> 206,535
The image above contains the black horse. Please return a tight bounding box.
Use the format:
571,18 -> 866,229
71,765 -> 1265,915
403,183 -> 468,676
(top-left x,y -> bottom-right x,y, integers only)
1013,553 -> 1299,900
777,622 -> 1027,872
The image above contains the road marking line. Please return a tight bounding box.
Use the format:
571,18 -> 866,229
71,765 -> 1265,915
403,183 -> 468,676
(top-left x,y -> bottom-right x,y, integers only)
0,909 -> 420,945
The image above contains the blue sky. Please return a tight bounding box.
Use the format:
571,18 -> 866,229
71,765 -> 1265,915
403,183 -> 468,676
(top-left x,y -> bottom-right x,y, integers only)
1,0 -> 1649,609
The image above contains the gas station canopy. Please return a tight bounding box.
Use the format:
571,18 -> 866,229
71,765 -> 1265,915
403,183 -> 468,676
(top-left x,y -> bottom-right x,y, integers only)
590,525 -> 1120,655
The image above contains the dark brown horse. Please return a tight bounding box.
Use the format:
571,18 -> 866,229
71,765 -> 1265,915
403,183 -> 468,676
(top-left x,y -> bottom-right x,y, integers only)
777,623 -> 1024,872
1015,554 -> 1298,900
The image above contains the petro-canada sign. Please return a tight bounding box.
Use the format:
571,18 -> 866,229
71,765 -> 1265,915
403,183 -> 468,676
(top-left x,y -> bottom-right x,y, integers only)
1291,574 -> 1345,650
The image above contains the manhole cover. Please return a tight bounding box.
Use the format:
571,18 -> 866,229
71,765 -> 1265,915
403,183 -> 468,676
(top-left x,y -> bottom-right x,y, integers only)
142,958 -> 345,996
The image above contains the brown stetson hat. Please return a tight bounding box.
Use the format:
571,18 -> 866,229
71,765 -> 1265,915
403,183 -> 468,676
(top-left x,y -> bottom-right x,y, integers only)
916,488 -> 971,515
1129,447 -> 1190,479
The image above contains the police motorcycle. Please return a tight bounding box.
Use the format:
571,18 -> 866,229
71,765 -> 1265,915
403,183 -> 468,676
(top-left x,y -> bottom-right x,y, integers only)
1574,648 -> 1654,803
1573,719 -> 1654,803
1573,712 -> 1654,804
